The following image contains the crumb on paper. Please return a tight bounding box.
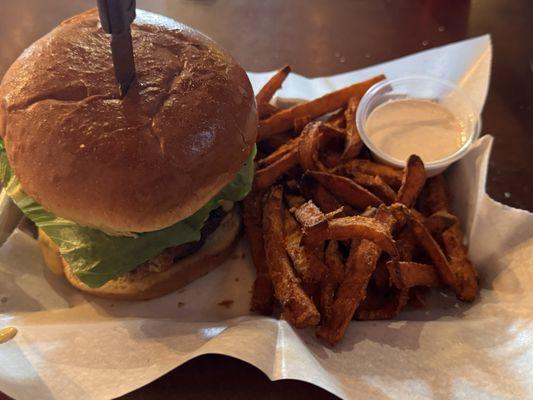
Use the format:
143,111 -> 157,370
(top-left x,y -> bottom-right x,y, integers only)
177,301 -> 185,308
389,321 -> 407,330
217,300 -> 234,308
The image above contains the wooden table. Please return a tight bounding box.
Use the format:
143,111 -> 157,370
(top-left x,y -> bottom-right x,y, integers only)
1,1 -> 531,399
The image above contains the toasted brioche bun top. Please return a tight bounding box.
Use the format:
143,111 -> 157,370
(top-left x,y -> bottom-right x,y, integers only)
0,9 -> 257,233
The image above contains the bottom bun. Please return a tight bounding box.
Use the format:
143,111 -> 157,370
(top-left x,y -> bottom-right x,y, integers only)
39,208 -> 241,300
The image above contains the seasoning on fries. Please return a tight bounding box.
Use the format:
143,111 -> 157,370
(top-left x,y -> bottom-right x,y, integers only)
305,170 -> 382,210
442,224 -> 478,302
347,171 -> 396,205
342,96 -> 363,160
262,186 -> 320,328
320,241 -> 346,320
302,215 -> 397,256
283,208 -> 326,284
396,154 -> 426,208
245,68 -> 479,345
343,158 -> 403,189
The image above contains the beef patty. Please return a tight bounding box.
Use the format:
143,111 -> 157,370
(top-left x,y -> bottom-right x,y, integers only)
127,207 -> 227,279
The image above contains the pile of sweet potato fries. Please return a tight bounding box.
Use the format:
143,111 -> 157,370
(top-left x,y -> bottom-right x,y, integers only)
244,66 -> 479,346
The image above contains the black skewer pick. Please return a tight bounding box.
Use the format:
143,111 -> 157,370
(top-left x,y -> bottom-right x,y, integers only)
96,0 -> 136,96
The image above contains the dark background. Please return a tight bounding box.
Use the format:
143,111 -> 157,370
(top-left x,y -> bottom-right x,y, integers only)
0,0 -> 531,399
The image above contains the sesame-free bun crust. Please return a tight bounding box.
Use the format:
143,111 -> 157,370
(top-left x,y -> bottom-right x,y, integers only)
39,208 -> 241,300
0,9 -> 257,233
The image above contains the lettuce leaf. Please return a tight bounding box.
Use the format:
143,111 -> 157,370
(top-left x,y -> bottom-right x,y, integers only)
0,142 -> 255,288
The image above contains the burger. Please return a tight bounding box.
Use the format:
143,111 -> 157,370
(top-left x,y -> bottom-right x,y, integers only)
0,9 -> 257,299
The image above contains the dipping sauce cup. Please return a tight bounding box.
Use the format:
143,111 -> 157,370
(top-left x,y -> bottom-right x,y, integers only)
356,75 -> 480,176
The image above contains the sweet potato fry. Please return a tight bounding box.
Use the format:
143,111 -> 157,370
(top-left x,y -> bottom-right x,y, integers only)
300,171 -> 347,214
305,171 -> 382,210
255,65 -> 291,106
321,151 -> 344,169
418,174 -> 451,215
244,190 -> 274,314
385,202 -> 411,231
410,212 -> 460,293
258,75 -> 385,139
372,257 -> 390,290
313,184 -> 346,214
396,155 -> 426,208
294,200 -> 328,231
320,241 -> 346,319
284,193 -> 306,210
324,208 -> 345,220
284,178 -> 300,193
326,108 -> 346,129
386,261 -> 440,289
409,286 -> 429,308
257,137 -> 299,169
297,122 -> 326,171
302,215 -> 397,256
355,286 -> 383,311
356,259 -> 418,321
298,122 -> 344,171
302,176 -> 346,213
441,224 -> 478,302
409,208 -> 426,222
254,150 -> 299,190
342,96 -> 363,160
294,115 -> 312,133
263,186 -> 320,327
316,124 -> 345,168
283,208 -> 326,284
257,131 -> 297,156
325,241 -> 345,280
369,177 -> 397,205
346,171 -> 396,205
317,237 -> 380,345
361,203 -> 409,238
425,210 -> 459,236
258,102 -> 280,119
342,159 -> 403,189
355,288 -> 409,320
396,226 -> 417,261
258,143 -> 298,169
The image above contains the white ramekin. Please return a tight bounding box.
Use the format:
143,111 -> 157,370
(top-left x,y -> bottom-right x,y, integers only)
356,75 -> 480,177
